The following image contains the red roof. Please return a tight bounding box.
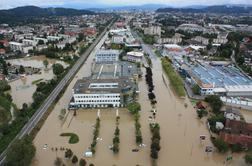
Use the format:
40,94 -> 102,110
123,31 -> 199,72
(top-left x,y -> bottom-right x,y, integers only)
220,132 -> 252,146
0,40 -> 9,47
220,120 -> 252,147
83,27 -> 97,36
196,101 -> 206,109
0,48 -> 5,54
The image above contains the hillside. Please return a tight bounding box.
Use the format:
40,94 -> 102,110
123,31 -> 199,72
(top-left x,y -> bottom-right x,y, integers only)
0,6 -> 94,24
156,5 -> 252,14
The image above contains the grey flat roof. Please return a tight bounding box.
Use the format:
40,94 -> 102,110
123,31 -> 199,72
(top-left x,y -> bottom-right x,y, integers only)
73,77 -> 134,94
92,61 -> 140,79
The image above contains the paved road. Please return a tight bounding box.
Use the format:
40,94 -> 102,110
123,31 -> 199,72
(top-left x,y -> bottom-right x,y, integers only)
131,30 -> 157,66
230,50 -> 250,77
0,21 -> 114,165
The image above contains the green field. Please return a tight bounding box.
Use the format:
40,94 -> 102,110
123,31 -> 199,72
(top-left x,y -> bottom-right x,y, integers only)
161,58 -> 185,97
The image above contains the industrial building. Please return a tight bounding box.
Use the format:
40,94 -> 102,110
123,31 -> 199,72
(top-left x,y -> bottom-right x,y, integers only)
69,77 -> 136,108
188,63 -> 252,96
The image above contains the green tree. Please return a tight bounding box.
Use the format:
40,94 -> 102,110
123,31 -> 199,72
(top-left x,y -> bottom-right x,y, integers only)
79,158 -> 87,166
1,59 -> 8,75
72,155 -> 78,164
21,103 -> 28,112
127,102 -> 141,115
52,63 -> 64,76
54,157 -> 62,166
5,136 -> 36,166
245,151 -> 252,164
211,138 -> 228,153
192,84 -> 200,95
19,65 -> 25,74
78,33 -> 85,42
0,80 -> 11,92
205,95 -> 223,114
65,149 -> 73,159
197,109 -> 208,119
43,59 -> 49,69
38,40 -> 44,45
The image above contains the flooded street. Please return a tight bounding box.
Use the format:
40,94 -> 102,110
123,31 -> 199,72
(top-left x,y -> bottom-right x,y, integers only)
240,109 -> 252,123
7,56 -> 68,108
32,40 -> 246,165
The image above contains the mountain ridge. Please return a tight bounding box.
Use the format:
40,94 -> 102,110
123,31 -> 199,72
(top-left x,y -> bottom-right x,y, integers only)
156,5 -> 252,14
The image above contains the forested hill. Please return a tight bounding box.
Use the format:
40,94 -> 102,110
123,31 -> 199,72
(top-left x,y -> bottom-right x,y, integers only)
156,5 -> 252,14
0,6 -> 94,24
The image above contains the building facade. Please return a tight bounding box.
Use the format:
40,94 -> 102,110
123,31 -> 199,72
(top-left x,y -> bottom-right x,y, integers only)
95,49 -> 120,63
69,77 -> 135,108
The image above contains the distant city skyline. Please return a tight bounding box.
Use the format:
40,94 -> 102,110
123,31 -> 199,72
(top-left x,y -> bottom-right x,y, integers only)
1,0 -> 252,9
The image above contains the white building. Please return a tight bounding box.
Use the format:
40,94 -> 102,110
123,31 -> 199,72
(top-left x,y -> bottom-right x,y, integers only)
112,35 -> 125,44
177,24 -> 204,32
9,42 -> 23,52
9,41 -> 33,53
225,85 -> 252,97
192,36 -> 209,45
23,39 -> 36,46
224,110 -> 241,121
144,26 -> 161,36
157,36 -> 182,44
95,49 -> 120,63
126,51 -> 143,63
213,38 -> 228,44
70,77 -> 134,108
47,36 -> 61,41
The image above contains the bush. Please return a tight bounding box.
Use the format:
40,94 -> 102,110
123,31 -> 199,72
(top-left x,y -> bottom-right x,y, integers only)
60,133 -> 79,144
79,158 -> 87,166
231,144 -> 243,152
245,151 -> 252,164
72,155 -> 78,164
0,80 -> 11,92
65,149 -> 73,159
197,109 -> 208,119
192,84 -> 200,95
208,114 -> 225,133
127,102 -> 141,115
54,157 -> 62,166
211,137 -> 228,153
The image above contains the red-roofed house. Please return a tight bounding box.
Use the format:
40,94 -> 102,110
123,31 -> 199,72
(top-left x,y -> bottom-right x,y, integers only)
83,27 -> 97,36
0,74 -> 5,81
115,22 -> 125,28
0,48 -> 5,55
0,40 -> 9,47
220,119 -> 252,147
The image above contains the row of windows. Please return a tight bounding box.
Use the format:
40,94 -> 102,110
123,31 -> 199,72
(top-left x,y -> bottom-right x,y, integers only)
75,95 -> 120,98
97,54 -> 118,57
76,100 -> 120,103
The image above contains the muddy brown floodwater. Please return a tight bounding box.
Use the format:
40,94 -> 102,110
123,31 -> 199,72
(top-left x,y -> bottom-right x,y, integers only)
7,56 -> 68,108
32,39 -> 246,166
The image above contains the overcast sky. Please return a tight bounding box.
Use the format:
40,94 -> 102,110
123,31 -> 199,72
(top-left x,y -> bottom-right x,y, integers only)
1,0 -> 252,9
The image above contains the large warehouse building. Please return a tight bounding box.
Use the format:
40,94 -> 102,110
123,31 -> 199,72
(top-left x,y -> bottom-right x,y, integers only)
188,63 -> 252,97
